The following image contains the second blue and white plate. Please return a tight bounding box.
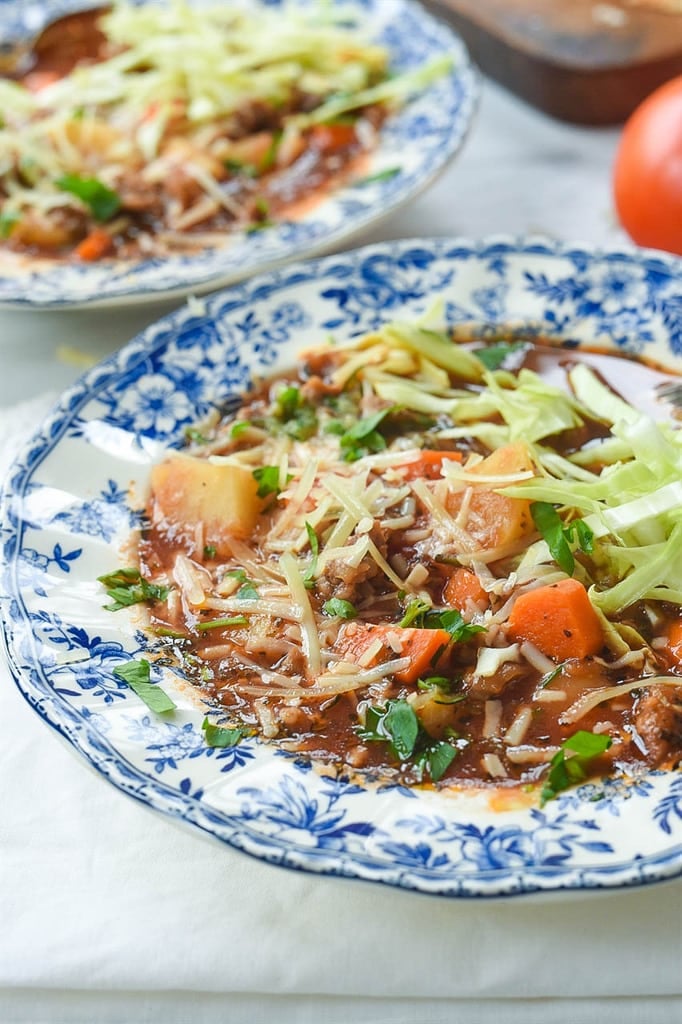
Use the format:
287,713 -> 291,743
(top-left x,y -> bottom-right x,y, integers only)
0,0 -> 476,309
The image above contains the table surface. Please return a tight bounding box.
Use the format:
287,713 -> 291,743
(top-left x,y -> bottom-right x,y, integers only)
2,75 -> 682,1024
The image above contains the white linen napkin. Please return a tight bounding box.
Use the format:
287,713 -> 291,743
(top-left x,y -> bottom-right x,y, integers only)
1,395 -> 681,1024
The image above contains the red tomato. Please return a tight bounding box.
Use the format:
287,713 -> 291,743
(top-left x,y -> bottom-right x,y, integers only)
613,76 -> 682,255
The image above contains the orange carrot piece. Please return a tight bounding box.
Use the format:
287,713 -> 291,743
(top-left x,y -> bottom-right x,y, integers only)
507,578 -> 604,661
74,228 -> 114,262
443,567 -> 488,609
396,449 -> 462,481
309,123 -> 358,153
335,623 -> 451,685
662,619 -> 682,667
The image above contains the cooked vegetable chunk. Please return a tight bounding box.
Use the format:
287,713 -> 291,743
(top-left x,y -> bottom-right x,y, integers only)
150,454 -> 261,556
446,442 -> 535,549
336,622 -> 452,685
507,578 -> 604,661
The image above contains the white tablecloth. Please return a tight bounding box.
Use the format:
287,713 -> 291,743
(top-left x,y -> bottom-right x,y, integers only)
2,79 -> 681,1024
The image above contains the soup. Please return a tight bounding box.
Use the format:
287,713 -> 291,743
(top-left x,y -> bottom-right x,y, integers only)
102,323 -> 682,802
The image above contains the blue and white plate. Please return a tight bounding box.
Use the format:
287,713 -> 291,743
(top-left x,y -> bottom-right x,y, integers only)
3,237 -> 682,898
0,0 -> 476,309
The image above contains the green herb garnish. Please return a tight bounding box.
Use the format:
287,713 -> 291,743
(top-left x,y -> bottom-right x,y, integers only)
0,211 -> 20,239
531,502 -> 595,576
260,131 -> 282,172
185,426 -> 211,444
322,598 -> 357,619
303,521 -> 319,589
399,600 -> 486,642
357,698 -> 457,782
230,420 -> 252,438
414,741 -> 457,783
203,544 -> 217,559
339,407 -> 394,462
271,385 -> 318,440
538,662 -> 567,689
474,341 -> 530,371
196,615 -> 248,631
226,569 -> 247,583
98,567 -> 170,611
417,676 -> 465,704
399,598 -> 432,628
225,569 -> 259,601
113,659 -> 176,713
202,717 -> 250,748
252,465 -> 289,498
56,174 -> 121,221
224,158 -> 258,178
540,730 -> 612,805
356,166 -> 401,186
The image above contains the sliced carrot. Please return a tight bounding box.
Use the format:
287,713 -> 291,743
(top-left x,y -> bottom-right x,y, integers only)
335,623 -> 451,685
74,227 -> 114,262
309,123 -> 358,153
507,578 -> 604,661
396,449 -> 462,481
443,567 -> 488,609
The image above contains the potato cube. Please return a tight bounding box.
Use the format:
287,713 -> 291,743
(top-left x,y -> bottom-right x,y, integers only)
150,454 -> 262,556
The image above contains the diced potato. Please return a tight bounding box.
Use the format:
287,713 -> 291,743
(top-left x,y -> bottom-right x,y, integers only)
62,117 -> 124,157
413,693 -> 458,741
9,211 -> 75,250
150,454 -> 262,556
446,441 -> 535,549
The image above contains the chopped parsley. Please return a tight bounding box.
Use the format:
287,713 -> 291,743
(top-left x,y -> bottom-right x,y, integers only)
113,659 -> 176,713
202,717 -> 251,748
224,158 -> 258,178
270,385 -> 318,441
225,569 -> 259,601
474,341 -> 530,371
98,567 -> 170,611
185,426 -> 211,444
417,676 -> 465,704
0,211 -> 20,239
322,598 -> 357,619
356,166 -> 401,186
540,730 -> 612,805
400,600 -> 486,643
538,662 -> 567,689
230,420 -> 252,439
203,544 -> 217,559
303,521 -> 319,589
339,407 -> 394,462
252,465 -> 290,498
356,698 -> 457,782
259,131 -> 282,172
196,615 -> 248,631
531,502 -> 594,576
56,174 -> 121,221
